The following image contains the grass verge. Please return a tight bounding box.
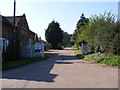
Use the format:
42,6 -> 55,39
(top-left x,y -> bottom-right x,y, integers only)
84,55 -> 120,67
2,54 -> 49,71
72,47 -> 120,67
72,47 -> 84,59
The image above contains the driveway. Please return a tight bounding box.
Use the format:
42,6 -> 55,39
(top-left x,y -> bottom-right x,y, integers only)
1,48 -> 118,88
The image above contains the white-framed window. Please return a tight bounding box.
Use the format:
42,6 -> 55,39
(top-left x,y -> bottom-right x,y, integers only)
0,38 -> 9,53
29,39 -> 32,45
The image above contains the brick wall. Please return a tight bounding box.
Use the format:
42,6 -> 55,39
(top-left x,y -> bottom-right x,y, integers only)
17,15 -> 35,46
1,14 -> 37,62
2,22 -> 14,62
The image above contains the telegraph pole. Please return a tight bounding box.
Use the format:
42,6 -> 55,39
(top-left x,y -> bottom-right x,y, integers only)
13,0 -> 16,60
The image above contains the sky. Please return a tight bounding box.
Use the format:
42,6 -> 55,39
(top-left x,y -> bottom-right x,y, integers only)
0,0 -> 119,41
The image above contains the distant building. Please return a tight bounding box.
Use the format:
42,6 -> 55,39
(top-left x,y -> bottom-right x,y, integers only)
0,14 -> 38,62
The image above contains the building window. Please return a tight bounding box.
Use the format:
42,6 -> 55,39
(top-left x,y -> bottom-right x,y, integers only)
29,39 -> 32,45
0,38 -> 9,53
3,39 -> 6,52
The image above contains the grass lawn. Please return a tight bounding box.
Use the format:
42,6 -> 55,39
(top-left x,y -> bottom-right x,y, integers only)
2,54 -> 49,70
73,47 -> 120,67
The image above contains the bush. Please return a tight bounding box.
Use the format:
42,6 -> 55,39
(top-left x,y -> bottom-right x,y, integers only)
76,12 -> 120,55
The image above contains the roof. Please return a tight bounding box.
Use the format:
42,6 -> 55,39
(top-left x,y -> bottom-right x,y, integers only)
0,15 -> 11,25
1,14 -> 37,36
5,15 -> 23,26
29,29 -> 36,35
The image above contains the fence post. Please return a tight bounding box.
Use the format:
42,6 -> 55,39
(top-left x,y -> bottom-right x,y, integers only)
41,43 -> 44,58
81,43 -> 84,56
30,45 -> 32,58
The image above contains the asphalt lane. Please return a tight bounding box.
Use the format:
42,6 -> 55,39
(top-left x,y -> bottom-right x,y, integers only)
1,48 -> 118,88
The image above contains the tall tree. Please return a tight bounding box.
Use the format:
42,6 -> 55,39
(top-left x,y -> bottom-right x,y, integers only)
71,13 -> 89,48
77,12 -> 120,55
45,20 -> 63,49
76,13 -> 89,30
61,32 -> 70,47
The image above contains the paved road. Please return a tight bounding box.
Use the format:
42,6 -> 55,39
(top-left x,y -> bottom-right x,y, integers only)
1,48 -> 118,88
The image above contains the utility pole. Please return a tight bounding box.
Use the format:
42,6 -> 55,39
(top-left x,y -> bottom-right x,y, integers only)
13,0 -> 16,60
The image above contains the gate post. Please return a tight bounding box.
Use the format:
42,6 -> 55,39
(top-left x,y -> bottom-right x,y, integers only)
81,43 -> 84,56
41,43 -> 44,58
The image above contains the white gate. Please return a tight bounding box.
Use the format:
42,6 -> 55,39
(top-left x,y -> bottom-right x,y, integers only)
20,43 -> 44,58
81,43 -> 92,55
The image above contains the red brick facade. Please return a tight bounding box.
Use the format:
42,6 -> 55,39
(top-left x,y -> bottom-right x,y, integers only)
0,14 -> 38,62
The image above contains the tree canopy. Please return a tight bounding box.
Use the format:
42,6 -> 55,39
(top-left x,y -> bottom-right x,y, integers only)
71,12 -> 120,55
71,13 -> 89,49
61,32 -> 70,47
45,20 -> 63,49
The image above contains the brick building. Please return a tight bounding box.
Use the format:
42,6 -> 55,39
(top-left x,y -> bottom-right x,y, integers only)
0,14 -> 38,62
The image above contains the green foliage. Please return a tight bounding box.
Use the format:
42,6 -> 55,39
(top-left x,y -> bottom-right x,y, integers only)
2,54 -> 49,70
72,11 -> 120,66
85,55 -> 120,67
74,48 -> 120,67
76,12 -> 120,55
72,47 -> 84,59
71,13 -> 89,48
45,20 -> 63,49
61,32 -> 70,47
76,13 -> 89,30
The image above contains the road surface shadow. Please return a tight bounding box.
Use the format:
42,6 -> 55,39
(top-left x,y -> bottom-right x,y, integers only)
2,48 -> 82,83
2,59 -> 58,82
